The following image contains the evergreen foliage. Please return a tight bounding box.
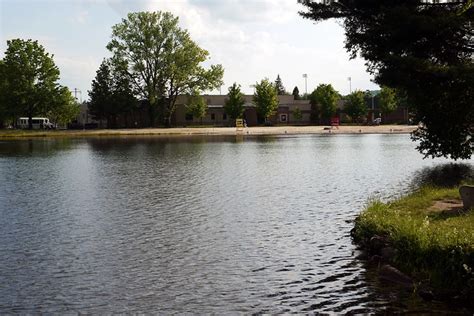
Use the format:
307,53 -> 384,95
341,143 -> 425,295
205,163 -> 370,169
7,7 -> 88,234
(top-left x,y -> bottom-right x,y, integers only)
274,74 -> 287,95
300,0 -> 474,159
88,59 -> 136,128
292,86 -> 300,100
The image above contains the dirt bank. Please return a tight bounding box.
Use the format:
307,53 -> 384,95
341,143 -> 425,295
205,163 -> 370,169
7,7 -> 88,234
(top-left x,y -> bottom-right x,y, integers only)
0,125 -> 417,138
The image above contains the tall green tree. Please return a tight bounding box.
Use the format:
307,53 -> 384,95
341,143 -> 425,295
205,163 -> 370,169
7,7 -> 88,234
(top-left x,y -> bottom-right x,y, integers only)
111,63 -> 137,127
310,84 -> 339,122
345,90 -> 368,123
88,60 -> 114,127
107,11 -> 224,127
1,39 -> 72,129
254,78 -> 279,123
47,87 -> 81,127
224,83 -> 245,121
300,1 -> 474,159
88,59 -> 136,128
292,86 -> 300,100
379,86 -> 397,114
185,91 -> 207,125
274,74 -> 287,95
0,60 -> 7,126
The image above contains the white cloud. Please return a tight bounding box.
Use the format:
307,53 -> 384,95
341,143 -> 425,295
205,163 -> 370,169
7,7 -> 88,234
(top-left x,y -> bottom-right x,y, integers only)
188,0 -> 300,24
73,10 -> 89,24
54,55 -> 100,95
1,0 -> 378,97
138,0 -> 377,94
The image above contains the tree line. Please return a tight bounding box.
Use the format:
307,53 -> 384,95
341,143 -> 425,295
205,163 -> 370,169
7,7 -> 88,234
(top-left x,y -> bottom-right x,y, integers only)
0,39 -> 79,129
88,11 -> 223,128
0,4 -> 470,159
0,10 -> 417,131
189,73 -> 405,126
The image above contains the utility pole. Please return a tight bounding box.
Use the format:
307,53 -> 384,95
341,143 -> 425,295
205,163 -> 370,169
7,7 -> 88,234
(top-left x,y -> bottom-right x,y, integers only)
302,74 -> 308,95
73,88 -> 82,103
348,77 -> 352,94
73,88 -> 84,129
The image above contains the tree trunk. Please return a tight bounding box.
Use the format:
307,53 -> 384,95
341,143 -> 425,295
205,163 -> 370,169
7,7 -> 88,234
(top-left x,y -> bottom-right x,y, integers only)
148,103 -> 155,127
28,113 -> 33,130
165,114 -> 172,127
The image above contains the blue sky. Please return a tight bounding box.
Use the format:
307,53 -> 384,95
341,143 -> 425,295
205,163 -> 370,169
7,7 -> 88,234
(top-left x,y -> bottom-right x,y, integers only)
0,0 -> 379,99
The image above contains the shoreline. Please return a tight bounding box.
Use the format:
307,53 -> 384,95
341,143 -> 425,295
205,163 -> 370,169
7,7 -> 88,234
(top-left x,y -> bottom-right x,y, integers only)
0,125 -> 417,139
352,183 -> 474,308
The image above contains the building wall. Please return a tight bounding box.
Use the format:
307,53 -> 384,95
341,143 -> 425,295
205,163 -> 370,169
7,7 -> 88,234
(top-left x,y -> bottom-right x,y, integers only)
173,94 -> 311,126
76,95 -> 313,128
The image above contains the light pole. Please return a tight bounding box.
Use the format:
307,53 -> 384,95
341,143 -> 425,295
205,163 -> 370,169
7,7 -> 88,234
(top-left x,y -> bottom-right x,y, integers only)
302,74 -> 308,95
348,77 -> 352,94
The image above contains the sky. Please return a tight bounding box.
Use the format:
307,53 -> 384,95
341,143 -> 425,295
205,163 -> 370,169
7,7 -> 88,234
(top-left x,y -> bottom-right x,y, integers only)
0,0 -> 379,100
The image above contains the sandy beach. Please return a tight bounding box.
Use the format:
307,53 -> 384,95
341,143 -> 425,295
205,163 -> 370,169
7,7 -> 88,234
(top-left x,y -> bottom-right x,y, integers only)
0,125 -> 418,138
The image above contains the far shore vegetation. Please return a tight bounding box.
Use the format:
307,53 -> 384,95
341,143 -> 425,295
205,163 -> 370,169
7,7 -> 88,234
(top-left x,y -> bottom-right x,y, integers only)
1,2 -> 472,160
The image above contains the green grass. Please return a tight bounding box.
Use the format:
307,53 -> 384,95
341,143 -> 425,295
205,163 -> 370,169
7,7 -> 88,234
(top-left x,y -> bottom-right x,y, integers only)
353,185 -> 474,299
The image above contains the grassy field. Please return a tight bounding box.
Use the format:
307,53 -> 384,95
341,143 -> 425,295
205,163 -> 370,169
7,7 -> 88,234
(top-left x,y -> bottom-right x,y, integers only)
352,183 -> 474,301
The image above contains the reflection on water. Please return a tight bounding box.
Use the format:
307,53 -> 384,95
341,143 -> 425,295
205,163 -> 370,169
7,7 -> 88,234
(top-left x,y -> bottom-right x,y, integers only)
0,134 -> 472,313
411,163 -> 474,188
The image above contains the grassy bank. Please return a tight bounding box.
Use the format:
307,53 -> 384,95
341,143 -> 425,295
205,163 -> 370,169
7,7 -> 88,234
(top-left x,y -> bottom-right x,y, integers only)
352,185 -> 474,302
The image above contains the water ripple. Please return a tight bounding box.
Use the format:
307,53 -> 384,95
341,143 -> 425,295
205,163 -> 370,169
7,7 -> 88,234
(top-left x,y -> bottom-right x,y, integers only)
0,135 -> 471,313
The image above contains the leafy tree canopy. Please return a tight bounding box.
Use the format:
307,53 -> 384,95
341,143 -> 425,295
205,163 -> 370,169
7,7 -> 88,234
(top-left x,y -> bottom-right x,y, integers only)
186,90 -> 207,124
345,90 -> 368,123
107,11 -> 224,126
47,87 -> 80,126
310,84 -> 339,120
299,0 -> 474,159
1,39 -> 76,128
254,78 -> 279,122
292,107 -> 303,121
379,86 -> 397,114
224,83 -> 245,121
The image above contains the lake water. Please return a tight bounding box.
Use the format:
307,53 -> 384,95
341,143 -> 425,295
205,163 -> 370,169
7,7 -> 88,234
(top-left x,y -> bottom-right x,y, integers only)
0,134 -> 471,313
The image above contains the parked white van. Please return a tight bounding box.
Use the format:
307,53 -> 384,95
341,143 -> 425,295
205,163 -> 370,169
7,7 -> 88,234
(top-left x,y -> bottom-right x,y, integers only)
17,117 -> 54,129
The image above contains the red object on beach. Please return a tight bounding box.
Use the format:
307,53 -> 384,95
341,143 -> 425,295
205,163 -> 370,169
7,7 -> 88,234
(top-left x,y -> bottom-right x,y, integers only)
331,117 -> 340,126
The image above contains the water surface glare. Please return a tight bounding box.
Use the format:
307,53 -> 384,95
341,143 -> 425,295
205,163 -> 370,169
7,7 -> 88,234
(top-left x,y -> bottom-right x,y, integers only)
0,134 -> 470,313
